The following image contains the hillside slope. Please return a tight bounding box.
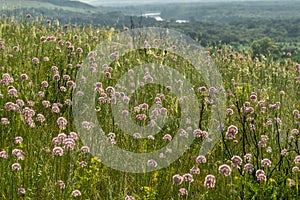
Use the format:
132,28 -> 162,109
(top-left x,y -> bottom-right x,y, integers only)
36,0 -> 95,9
0,0 -> 95,12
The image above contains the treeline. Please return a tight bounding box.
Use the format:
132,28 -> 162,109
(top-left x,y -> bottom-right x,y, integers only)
2,4 -> 299,62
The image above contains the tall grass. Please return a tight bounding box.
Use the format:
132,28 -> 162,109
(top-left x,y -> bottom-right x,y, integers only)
0,14 -> 300,199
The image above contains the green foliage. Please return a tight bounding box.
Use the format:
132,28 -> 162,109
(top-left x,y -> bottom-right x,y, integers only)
251,37 -> 279,59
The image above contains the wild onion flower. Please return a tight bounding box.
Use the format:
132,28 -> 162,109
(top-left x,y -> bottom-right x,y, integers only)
63,138 -> 75,151
36,114 -> 45,123
81,121 -> 94,130
136,114 -> 147,120
56,134 -> 67,143
20,74 -> 28,80
57,117 -> 67,130
294,155 -> 300,164
144,74 -> 153,83
16,99 -> 24,107
257,174 -> 267,181
244,163 -> 254,172
139,103 -> 149,110
123,96 -> 130,103
190,166 -> 200,174
37,91 -> 45,98
178,188 -> 188,196
77,47 -> 83,53
218,164 -> 231,176
261,135 -> 269,142
65,99 -> 72,105
52,147 -> 64,156
281,149 -> 288,156
57,180 -> 65,189
193,129 -> 208,138
14,136 -> 23,144
288,179 -> 296,187
147,159 -> 158,168
258,140 -> 267,148
12,149 -> 24,160
67,81 -> 76,88
107,132 -> 116,140
18,188 -> 26,195
266,146 -> 272,153
133,133 -> 141,139
242,106 -> 254,115
231,156 -> 242,168
179,129 -> 189,138
225,125 -> 238,140
72,190 -> 81,197
27,100 -> 35,107
227,108 -> 234,115
12,163 -> 21,171
261,107 -> 267,113
196,155 -> 207,163
4,102 -> 15,111
80,161 -> 87,167
198,86 -> 207,93
172,174 -> 183,185
244,153 -> 252,162
296,63 -> 300,72
51,105 -> 60,113
148,135 -> 155,140
204,174 -> 216,189
125,196 -> 135,200
13,46 -> 20,52
274,117 -> 282,124
261,158 -> 272,167
8,87 -> 18,97
292,166 -> 299,173
52,137 -> 60,146
81,146 -> 90,154
32,57 -> 39,63
41,81 -> 49,88
183,173 -> 194,182
249,124 -> 256,131
1,118 -> 10,125
69,132 -> 78,140
53,74 -> 60,81
42,100 -> 51,108
250,94 -> 257,102
255,169 -> 265,177
162,134 -> 172,141
291,129 -> 299,135
0,150 -> 8,159
269,102 -> 281,110
106,86 -> 115,95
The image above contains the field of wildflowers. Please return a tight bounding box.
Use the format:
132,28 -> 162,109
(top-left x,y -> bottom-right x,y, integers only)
1,14 -> 300,199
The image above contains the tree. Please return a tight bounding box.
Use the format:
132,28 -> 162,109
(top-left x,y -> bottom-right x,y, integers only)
251,37 -> 279,58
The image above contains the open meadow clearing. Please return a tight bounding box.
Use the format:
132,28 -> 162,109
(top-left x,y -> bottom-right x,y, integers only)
0,11 -> 300,199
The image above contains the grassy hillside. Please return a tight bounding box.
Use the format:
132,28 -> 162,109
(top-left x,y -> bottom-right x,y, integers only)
0,0 -> 96,12
0,14 -> 300,199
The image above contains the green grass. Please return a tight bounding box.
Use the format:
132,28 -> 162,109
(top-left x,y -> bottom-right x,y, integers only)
0,14 -> 300,199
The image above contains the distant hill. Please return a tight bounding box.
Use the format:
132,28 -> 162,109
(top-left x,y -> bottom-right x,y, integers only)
36,0 -> 95,9
0,0 -> 97,13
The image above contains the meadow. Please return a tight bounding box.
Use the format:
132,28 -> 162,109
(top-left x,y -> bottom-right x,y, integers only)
0,13 -> 300,200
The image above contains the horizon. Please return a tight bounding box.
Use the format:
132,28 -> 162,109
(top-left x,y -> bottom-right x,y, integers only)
74,0 -> 284,6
